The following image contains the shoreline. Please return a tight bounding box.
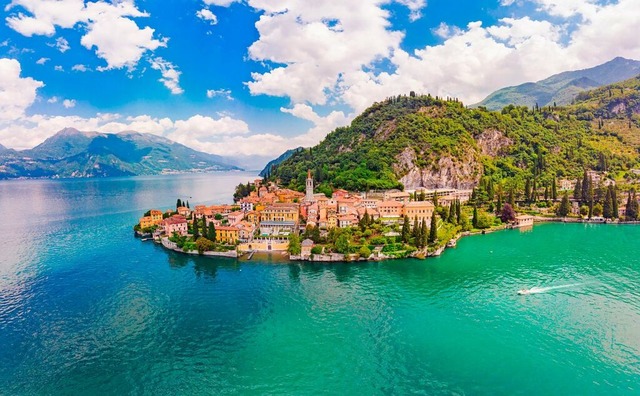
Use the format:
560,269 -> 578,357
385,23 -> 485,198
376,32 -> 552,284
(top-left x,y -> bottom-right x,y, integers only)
142,216 -> 636,264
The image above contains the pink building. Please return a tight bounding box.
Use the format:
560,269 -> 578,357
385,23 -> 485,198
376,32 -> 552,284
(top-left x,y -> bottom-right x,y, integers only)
161,215 -> 188,236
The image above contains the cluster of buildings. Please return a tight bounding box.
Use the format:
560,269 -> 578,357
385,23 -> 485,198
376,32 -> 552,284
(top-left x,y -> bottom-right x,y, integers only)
139,171 -> 473,247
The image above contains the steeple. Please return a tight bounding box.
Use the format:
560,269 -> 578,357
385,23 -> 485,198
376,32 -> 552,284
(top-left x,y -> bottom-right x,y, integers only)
306,169 -> 314,202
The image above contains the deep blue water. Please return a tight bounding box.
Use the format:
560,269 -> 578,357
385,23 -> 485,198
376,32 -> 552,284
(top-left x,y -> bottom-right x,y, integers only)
1,172 -> 639,395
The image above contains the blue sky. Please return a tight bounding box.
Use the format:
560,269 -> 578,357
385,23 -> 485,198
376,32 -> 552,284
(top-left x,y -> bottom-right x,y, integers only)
0,0 -> 638,165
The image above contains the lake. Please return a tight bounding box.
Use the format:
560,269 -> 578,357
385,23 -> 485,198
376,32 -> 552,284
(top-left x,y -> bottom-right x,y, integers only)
1,172 -> 639,395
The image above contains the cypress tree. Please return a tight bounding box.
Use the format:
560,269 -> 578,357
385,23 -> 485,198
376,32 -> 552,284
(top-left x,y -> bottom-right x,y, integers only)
472,205 -> 478,228
428,214 -> 438,243
603,188 -> 613,219
193,218 -> 200,239
557,192 -> 571,217
508,189 -> 515,207
176,198 -> 182,209
581,171 -> 589,203
524,179 -> 531,203
433,192 -> 438,207
421,219 -> 428,248
413,217 -> 419,240
186,200 -> 190,209
455,200 -> 461,224
611,185 -> 619,217
574,178 -> 582,201
448,202 -> 456,223
552,176 -> 557,200
402,216 -> 410,243
532,178 -> 537,202
544,185 -> 548,201
496,193 -> 503,214
208,221 -> 216,242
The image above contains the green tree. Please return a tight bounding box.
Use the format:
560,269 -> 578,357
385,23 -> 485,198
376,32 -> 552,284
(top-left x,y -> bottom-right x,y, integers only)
603,188 -> 613,219
432,192 -> 438,207
574,178 -> 582,201
455,200 -> 462,224
496,193 -> 503,214
335,233 -> 350,254
401,216 -> 410,243
193,218 -> 200,239
195,237 -> 214,254
593,203 -> 603,217
412,217 -> 419,240
176,198 -> 182,209
359,245 -> 372,258
288,234 -> 302,255
472,205 -> 479,228
524,179 -> 531,203
611,185 -> 619,217
207,221 -> 216,242
447,202 -> 456,223
551,176 -> 557,200
557,192 -> 571,217
428,214 -> 438,243
508,189 -> 515,207
625,189 -> 638,221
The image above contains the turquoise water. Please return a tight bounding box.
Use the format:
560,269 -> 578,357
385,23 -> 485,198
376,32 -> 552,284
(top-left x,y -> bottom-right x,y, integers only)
1,173 -> 639,395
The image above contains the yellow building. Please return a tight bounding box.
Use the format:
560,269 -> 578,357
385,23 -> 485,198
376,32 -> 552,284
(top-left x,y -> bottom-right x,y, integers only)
149,209 -> 163,224
216,226 -> 240,244
139,216 -> 154,229
261,203 -> 299,223
403,201 -> 435,225
246,211 -> 260,225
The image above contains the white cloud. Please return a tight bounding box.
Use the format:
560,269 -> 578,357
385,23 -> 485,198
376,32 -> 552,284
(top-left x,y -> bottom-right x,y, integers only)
47,96 -> 58,103
62,99 -> 76,108
150,57 -> 183,94
54,65 -> 63,71
206,89 -> 233,100
196,8 -> 218,25
6,0 -> 166,70
36,57 -> 49,65
55,36 -> 70,52
203,0 -> 240,6
243,0 -> 640,110
0,58 -> 44,120
395,0 -> 427,21
530,0 -> 598,18
71,64 -> 88,72
432,22 -> 462,39
246,0 -> 404,105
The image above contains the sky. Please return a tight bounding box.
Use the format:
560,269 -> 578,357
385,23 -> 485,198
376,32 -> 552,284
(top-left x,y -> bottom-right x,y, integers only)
1,0 -> 639,166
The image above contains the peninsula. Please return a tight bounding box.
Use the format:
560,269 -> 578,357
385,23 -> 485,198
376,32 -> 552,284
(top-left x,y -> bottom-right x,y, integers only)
136,76 -> 640,261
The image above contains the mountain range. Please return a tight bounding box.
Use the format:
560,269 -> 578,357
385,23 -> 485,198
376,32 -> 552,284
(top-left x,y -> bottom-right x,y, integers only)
474,57 -> 640,111
0,128 -> 241,179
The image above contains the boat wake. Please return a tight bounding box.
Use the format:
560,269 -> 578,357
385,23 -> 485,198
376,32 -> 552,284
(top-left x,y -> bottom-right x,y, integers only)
519,283 -> 582,295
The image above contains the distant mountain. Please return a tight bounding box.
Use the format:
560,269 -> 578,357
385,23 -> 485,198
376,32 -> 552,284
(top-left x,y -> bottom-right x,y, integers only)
474,57 -> 640,111
259,147 -> 304,178
0,128 -> 242,179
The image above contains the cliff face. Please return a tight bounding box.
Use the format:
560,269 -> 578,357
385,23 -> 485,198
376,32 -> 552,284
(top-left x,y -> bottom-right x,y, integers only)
394,147 -> 482,190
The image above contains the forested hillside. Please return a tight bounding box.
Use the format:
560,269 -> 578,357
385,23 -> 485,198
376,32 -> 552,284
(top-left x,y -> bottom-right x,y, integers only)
267,76 -> 640,197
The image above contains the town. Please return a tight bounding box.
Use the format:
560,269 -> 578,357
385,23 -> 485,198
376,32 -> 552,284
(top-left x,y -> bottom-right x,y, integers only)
135,168 -> 633,261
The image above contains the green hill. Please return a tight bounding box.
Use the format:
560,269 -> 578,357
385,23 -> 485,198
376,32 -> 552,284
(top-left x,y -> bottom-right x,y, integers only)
266,77 -> 640,195
474,57 -> 640,111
